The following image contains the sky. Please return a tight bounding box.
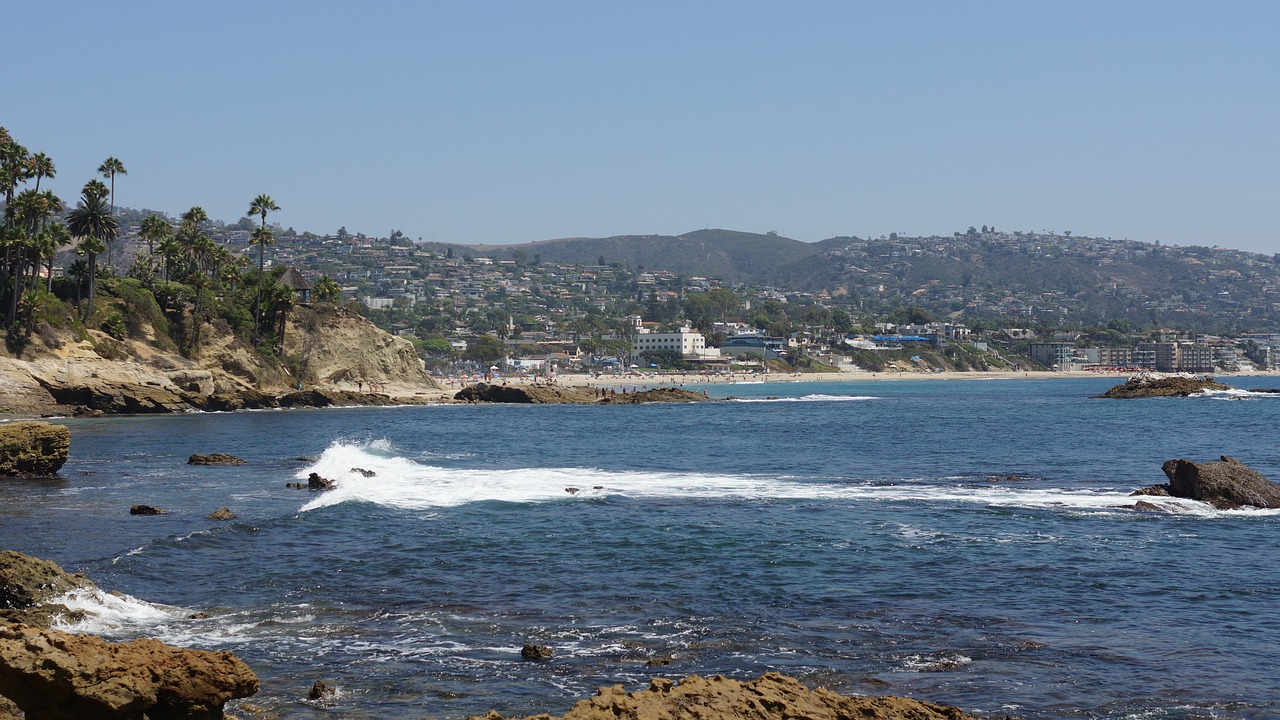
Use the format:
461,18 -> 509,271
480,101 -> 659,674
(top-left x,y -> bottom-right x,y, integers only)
6,1 -> 1278,253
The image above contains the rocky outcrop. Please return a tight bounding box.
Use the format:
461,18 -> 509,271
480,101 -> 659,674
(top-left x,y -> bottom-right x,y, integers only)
1094,374 -> 1232,398
0,421 -> 70,476
0,304 -> 445,418
1134,456 -> 1280,510
207,507 -> 236,521
456,383 -> 599,404
0,551 -> 96,629
456,383 -> 711,404
600,387 -> 710,404
0,624 -> 257,720
468,672 -> 974,720
521,643 -> 554,660
188,453 -> 247,466
129,505 -> 166,515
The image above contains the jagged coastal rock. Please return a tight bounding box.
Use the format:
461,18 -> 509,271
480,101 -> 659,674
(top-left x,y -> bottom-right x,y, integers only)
468,672 -> 975,720
0,421 -> 70,476
0,551 -> 258,719
1093,373 -> 1232,398
0,551 -> 96,629
456,383 -> 710,404
0,624 -> 258,720
0,304 -> 443,417
1133,456 -> 1280,510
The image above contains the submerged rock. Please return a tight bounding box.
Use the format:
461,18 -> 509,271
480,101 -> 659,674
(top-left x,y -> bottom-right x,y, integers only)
467,672 -> 976,720
600,387 -> 710,404
307,472 -> 336,490
129,505 -> 166,515
0,421 -> 71,477
1093,374 -> 1232,399
207,507 -> 236,520
188,453 -> 247,466
0,624 -> 258,720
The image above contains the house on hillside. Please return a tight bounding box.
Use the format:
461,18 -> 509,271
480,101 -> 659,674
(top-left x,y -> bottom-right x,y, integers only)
279,267 -> 312,303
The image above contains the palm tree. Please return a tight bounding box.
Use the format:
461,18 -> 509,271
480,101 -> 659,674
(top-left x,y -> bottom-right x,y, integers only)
97,158 -> 126,265
66,188 -> 118,319
270,280 -> 296,350
247,194 -> 280,343
139,214 -> 171,256
313,275 -> 342,304
31,153 -> 55,193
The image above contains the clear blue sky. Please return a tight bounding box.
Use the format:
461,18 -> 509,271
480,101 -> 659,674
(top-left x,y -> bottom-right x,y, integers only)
7,1 -> 1278,253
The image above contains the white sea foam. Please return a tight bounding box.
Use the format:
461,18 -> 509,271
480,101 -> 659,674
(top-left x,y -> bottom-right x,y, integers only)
49,587 -> 187,636
1194,388 -> 1280,400
731,394 -> 879,403
294,441 -> 1280,518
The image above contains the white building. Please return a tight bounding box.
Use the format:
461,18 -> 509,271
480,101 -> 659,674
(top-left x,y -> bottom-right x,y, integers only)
630,327 -> 710,362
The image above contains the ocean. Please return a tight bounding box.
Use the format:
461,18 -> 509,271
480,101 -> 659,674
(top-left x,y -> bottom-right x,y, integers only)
2,376 -> 1279,719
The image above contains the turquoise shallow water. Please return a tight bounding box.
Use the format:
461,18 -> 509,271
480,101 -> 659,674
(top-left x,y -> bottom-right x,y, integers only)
3,376 -> 1279,718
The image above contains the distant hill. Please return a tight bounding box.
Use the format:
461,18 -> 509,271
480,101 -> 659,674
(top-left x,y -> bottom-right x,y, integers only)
453,229 -> 824,282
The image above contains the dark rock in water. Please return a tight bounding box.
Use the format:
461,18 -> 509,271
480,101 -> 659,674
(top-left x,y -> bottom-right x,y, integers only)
308,680 -> 335,700
188,452 -> 247,466
207,507 -> 236,521
600,387 -> 711,404
351,467 -> 376,477
308,472 -> 336,490
644,655 -> 674,667
129,504 -> 166,515
985,474 -> 1029,482
0,623 -> 258,720
1133,500 -> 1175,512
1093,375 -> 1232,399
456,383 -> 597,404
521,643 -> 554,660
1159,456 -> 1280,510
296,457 -> 316,463
1131,484 -> 1171,497
0,421 -> 71,477
565,487 -> 580,495
188,612 -> 211,619
285,482 -> 306,489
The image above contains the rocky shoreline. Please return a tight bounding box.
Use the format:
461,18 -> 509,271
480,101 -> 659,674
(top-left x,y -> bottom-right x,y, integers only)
0,551 -> 987,720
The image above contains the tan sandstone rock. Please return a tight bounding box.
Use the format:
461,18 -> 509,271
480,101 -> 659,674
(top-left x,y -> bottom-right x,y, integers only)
0,624 -> 258,720
469,672 -> 974,720
0,421 -> 71,476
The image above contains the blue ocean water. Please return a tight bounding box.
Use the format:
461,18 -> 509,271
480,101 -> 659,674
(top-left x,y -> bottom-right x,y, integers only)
3,376 -> 1280,719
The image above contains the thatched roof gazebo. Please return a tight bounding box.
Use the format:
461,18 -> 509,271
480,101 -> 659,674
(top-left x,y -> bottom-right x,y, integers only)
278,267 -> 312,303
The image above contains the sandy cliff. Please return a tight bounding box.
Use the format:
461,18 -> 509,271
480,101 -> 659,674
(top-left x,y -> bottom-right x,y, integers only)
0,305 -> 443,417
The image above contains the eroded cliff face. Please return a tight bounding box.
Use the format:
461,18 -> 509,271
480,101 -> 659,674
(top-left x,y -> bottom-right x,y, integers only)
0,304 -> 441,416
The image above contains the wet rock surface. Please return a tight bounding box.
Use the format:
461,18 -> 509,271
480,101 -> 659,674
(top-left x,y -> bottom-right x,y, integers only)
1133,455 -> 1280,510
188,453 -> 247,466
1094,375 -> 1232,398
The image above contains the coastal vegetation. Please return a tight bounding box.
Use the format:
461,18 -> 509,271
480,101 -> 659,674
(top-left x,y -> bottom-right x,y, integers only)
0,127 -> 344,377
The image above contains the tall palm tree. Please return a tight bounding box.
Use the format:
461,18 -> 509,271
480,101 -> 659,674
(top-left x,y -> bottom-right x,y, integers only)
66,188 -> 118,319
97,157 -> 126,213
247,194 -> 280,343
31,153 -> 55,193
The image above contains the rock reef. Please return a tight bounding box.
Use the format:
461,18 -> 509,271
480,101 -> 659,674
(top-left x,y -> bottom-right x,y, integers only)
468,672 -> 975,720
455,383 -> 710,404
1093,374 -> 1231,398
0,421 -> 70,476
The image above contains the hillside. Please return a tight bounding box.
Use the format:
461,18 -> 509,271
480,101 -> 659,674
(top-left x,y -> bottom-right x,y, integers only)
464,229 -> 824,281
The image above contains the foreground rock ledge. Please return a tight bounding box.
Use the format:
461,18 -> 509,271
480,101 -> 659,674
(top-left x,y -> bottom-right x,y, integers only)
0,421 -> 70,476
0,624 -> 257,720
469,672 -> 975,720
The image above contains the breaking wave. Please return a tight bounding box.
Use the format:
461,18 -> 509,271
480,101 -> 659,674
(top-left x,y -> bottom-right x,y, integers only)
294,441 -> 1280,518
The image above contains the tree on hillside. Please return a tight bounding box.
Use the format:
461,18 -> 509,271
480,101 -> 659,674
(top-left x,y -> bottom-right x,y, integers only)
31,153 -> 54,193
97,157 -> 126,264
248,194 -> 280,343
66,186 -> 118,319
139,214 -> 171,256
313,275 -> 342,303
